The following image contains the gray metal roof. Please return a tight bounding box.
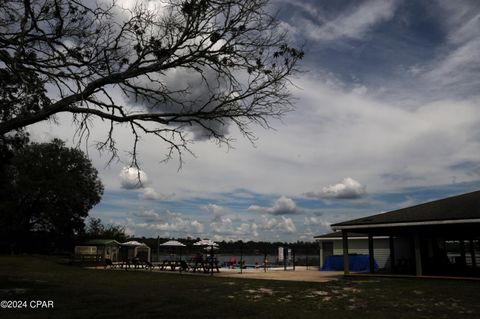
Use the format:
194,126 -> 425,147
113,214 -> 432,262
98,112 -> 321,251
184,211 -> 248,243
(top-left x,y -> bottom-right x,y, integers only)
314,231 -> 370,239
314,231 -> 388,239
331,190 -> 480,229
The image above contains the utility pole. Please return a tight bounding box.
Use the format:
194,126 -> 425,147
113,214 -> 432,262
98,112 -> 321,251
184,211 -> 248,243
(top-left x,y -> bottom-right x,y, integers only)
157,235 -> 160,262
240,242 -> 243,274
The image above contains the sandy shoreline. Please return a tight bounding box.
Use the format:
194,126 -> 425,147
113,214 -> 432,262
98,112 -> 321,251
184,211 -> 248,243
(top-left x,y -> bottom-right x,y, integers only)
91,264 -> 343,283
214,267 -> 343,282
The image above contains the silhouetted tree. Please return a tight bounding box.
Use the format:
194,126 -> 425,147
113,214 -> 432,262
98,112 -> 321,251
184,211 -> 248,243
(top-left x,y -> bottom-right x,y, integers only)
0,0 -> 304,168
84,217 -> 131,242
0,139 -> 103,252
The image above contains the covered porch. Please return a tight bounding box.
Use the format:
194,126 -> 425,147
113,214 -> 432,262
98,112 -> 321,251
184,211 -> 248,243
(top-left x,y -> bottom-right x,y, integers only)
331,191 -> 480,277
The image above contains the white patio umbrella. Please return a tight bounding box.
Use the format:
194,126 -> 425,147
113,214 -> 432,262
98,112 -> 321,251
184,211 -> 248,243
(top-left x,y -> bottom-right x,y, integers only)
160,240 -> 186,260
194,239 -> 218,275
160,240 -> 186,247
193,239 -> 218,247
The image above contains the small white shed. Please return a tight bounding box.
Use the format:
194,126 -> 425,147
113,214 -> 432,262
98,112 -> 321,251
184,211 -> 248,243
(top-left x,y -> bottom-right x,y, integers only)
74,239 -> 121,262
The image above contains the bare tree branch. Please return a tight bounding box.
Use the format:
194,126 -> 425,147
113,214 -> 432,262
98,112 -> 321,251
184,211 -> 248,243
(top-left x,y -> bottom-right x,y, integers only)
0,0 -> 304,165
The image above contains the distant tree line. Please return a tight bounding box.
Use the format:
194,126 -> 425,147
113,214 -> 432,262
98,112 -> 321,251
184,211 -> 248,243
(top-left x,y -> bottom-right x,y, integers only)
135,237 -> 319,256
81,217 -> 132,243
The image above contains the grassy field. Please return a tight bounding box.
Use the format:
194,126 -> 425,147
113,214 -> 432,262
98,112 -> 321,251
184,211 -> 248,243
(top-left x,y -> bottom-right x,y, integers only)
0,256 -> 479,319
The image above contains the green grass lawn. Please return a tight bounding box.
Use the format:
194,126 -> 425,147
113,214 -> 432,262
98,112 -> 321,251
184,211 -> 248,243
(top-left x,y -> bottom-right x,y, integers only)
0,256 -> 479,319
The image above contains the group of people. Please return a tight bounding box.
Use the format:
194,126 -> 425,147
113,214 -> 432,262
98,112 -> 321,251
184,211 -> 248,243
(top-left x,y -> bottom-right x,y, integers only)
226,256 -> 269,269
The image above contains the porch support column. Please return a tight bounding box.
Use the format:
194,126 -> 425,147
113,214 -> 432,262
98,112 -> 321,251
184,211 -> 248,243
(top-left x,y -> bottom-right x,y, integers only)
342,230 -> 350,275
414,232 -> 422,276
389,236 -> 396,272
470,239 -> 477,269
460,240 -> 466,267
368,233 -> 375,273
319,242 -> 324,268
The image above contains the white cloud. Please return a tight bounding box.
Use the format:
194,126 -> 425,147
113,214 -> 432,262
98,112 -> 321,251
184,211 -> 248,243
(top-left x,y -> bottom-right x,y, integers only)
304,216 -> 331,229
352,85 -> 368,95
258,215 -> 279,231
209,217 -> 234,235
248,196 -> 300,215
128,59 -> 231,141
271,196 -> 298,214
201,203 -> 228,219
257,215 -> 297,233
137,210 -> 204,235
120,167 -> 149,189
132,209 -> 163,222
139,187 -> 172,201
120,218 -> 137,237
139,187 -> 159,200
413,2 -> 480,96
300,0 -> 398,41
114,0 -> 167,11
305,177 -> 366,199
278,217 -> 297,233
299,226 -> 316,240
240,223 -> 259,238
424,38 -> 480,88
209,216 -> 260,241
190,220 -> 204,234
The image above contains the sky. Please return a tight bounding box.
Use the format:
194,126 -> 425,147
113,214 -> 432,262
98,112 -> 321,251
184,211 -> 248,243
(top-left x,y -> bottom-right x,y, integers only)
29,0 -> 480,242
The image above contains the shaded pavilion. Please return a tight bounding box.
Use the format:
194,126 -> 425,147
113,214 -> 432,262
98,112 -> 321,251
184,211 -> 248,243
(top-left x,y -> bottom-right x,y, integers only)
331,190 -> 480,277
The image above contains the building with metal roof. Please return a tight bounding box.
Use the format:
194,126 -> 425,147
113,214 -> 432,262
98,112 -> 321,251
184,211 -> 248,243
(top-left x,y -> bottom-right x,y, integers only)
327,190 -> 480,277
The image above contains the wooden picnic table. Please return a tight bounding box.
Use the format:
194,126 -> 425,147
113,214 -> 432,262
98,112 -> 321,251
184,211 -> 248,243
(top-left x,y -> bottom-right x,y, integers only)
204,259 -> 220,273
187,259 -> 220,274
156,259 -> 184,271
189,260 -> 205,272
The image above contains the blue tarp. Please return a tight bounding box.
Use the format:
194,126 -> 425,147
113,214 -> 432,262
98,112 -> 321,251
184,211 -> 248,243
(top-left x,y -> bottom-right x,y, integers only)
321,255 -> 379,272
